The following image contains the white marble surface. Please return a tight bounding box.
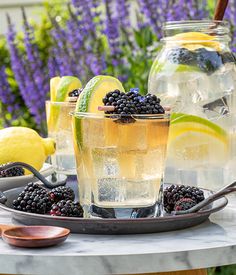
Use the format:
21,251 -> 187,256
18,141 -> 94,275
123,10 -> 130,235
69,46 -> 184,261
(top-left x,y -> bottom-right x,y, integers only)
0,198 -> 236,275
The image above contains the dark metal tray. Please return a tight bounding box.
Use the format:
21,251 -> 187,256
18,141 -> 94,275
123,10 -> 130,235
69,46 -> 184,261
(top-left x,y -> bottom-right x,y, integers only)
0,178 -> 228,234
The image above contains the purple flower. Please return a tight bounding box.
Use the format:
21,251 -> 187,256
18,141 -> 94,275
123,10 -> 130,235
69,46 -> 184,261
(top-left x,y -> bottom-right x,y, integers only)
225,0 -> 236,50
138,0 -> 160,35
115,0 -> 131,29
104,0 -> 122,64
6,11 -> 48,132
0,66 -> 19,115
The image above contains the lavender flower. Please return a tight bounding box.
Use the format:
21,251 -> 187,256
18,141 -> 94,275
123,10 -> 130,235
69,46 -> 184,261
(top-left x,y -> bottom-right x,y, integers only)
6,11 -> 48,132
225,0 -> 236,51
104,0 -> 122,63
138,0 -> 159,35
0,66 -> 19,116
115,0 -> 131,30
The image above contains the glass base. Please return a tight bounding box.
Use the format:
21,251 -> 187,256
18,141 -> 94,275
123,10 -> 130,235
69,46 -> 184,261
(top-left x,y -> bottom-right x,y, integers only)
88,203 -> 161,219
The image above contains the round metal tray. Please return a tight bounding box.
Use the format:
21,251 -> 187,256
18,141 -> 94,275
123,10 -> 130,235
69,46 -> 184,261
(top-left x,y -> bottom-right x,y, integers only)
0,180 -> 228,234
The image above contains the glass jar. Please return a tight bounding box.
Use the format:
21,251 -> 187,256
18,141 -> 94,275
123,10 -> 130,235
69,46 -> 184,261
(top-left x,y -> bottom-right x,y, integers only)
148,21 -> 236,191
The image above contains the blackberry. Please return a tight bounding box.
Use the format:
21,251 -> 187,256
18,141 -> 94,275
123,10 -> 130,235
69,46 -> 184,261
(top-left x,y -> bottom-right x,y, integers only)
163,184 -> 204,213
50,200 -> 83,217
12,182 -> 52,214
68,88 -> 83,97
195,48 -> 222,73
0,163 -> 24,178
174,198 -> 197,212
138,93 -> 165,114
49,186 -> 75,203
167,48 -> 196,66
102,89 -> 165,121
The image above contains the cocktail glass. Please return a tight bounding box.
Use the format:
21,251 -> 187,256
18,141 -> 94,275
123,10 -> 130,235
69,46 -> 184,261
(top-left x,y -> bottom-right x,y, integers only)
71,112 -> 170,218
46,101 -> 76,175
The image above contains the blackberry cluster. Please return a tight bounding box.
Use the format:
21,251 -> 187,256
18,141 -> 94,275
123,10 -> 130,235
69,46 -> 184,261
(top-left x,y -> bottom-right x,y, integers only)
174,198 -> 197,212
50,200 -> 83,217
102,89 -> 165,116
164,184 -> 204,213
68,88 -> 83,97
167,47 -> 223,74
0,163 -> 24,178
13,182 -> 84,217
49,186 -> 75,203
13,183 -> 52,214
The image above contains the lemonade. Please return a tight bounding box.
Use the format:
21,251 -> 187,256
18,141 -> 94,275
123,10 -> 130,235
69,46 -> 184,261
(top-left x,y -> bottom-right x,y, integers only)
46,101 -> 77,175
148,21 -> 236,190
71,76 -> 170,218
46,76 -> 82,175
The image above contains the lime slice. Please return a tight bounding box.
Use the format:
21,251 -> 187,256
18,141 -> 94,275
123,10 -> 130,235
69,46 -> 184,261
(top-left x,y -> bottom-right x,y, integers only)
74,75 -> 125,147
168,113 -> 229,165
76,75 -> 125,113
149,60 -> 200,77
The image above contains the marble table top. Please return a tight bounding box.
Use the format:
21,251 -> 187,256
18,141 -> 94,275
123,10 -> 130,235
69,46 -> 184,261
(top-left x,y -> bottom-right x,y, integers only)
0,197 -> 236,275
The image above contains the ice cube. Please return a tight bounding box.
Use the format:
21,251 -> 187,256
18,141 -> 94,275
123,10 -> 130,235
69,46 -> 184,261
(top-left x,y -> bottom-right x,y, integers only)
117,120 -> 148,151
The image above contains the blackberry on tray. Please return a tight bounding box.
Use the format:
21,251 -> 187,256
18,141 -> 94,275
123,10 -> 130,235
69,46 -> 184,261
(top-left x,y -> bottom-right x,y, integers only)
12,182 -> 52,214
0,163 -> 24,178
49,186 -> 75,203
174,198 -> 197,212
164,184 -> 204,213
50,200 -> 83,217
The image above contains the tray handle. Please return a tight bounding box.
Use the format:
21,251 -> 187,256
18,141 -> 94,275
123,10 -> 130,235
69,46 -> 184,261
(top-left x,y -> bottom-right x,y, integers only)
0,162 -> 66,189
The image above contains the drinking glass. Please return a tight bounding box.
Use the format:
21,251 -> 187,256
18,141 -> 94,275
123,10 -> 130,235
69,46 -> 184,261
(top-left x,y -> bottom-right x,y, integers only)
71,112 -> 170,218
46,101 -> 76,175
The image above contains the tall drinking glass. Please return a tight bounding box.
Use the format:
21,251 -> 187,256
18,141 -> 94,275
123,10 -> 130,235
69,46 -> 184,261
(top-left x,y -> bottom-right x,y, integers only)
71,112 -> 170,218
46,101 -> 76,175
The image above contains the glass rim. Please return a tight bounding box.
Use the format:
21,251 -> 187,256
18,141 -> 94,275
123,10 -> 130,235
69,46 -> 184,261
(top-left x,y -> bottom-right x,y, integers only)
70,111 -> 170,119
163,20 -> 229,29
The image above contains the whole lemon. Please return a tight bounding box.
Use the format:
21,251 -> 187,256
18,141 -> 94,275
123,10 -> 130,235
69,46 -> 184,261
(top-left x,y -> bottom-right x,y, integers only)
0,127 -> 55,174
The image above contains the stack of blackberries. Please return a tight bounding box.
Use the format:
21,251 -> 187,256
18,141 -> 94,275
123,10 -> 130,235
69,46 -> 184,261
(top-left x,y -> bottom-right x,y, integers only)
0,163 -> 24,178
13,183 -> 83,217
164,184 -> 205,213
102,88 -> 165,115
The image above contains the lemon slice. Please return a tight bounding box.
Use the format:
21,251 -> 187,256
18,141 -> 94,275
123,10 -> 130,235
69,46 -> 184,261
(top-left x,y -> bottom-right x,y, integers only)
50,76 -> 61,102
169,32 -> 221,51
76,75 -> 125,113
47,76 -> 82,131
168,113 -> 229,165
55,76 -> 82,102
